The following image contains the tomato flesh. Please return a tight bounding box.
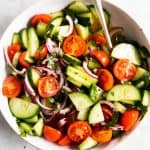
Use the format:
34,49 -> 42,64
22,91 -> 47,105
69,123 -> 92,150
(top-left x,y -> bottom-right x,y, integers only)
38,76 -> 60,98
67,121 -> 92,143
2,76 -> 22,98
88,34 -> 106,46
7,44 -> 21,61
31,14 -> 51,26
97,69 -> 114,91
19,51 -> 30,68
113,59 -> 137,81
121,109 -> 139,132
63,35 -> 86,57
92,50 -> 110,67
92,128 -> 112,143
43,126 -> 62,142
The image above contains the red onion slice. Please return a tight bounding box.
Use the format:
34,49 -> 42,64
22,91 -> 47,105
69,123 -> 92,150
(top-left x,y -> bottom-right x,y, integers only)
62,86 -> 72,92
24,72 -> 36,96
110,125 -> 124,131
35,96 -> 53,111
100,100 -> 116,110
46,38 -> 57,53
60,108 -> 71,115
3,48 -> 26,75
63,15 -> 73,37
57,118 -> 68,128
83,61 -> 98,79
56,70 -> 64,88
33,66 -> 57,78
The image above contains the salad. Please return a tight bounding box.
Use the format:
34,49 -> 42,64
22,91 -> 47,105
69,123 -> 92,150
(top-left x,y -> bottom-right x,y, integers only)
2,0 -> 150,149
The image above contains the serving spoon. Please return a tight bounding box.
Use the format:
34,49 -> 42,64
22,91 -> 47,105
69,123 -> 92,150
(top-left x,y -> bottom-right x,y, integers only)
94,0 -> 113,50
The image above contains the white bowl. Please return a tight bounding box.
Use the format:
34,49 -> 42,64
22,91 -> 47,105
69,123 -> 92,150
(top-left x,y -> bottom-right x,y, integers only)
0,0 -> 150,150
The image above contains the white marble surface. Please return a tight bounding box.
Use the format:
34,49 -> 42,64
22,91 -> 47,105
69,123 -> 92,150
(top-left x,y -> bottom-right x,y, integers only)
0,0 -> 150,150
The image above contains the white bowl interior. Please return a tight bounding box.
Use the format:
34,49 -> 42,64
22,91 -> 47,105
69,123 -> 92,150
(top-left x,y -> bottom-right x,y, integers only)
0,0 -> 150,150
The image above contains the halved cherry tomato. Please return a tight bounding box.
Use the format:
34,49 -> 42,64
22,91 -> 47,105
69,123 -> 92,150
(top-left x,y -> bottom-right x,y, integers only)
62,35 -> 86,57
92,128 -> 112,143
67,121 -> 92,143
97,69 -> 114,91
34,45 -> 48,60
43,126 -> 62,142
2,76 -> 22,98
101,104 -> 114,122
19,51 -> 30,68
30,14 -> 51,26
113,59 -> 137,81
121,109 -> 139,132
7,44 -> 21,62
92,50 -> 110,67
58,135 -> 72,146
88,34 -> 106,46
38,76 -> 60,98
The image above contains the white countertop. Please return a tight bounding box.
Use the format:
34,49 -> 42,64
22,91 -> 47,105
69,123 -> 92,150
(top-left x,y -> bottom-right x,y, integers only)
0,0 -> 150,150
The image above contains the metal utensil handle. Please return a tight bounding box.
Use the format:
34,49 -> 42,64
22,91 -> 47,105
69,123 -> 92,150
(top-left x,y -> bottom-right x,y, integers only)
94,0 -> 113,50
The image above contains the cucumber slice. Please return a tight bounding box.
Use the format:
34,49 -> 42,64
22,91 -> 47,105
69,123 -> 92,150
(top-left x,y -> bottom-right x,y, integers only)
75,24 -> 90,40
120,99 -> 136,105
36,22 -> 47,37
69,92 -> 93,111
77,12 -> 94,26
32,118 -> 44,136
67,1 -> 89,13
67,76 -> 82,87
89,5 -> 110,31
51,11 -> 64,19
12,33 -> 21,44
63,54 -> 81,66
9,98 -> 40,119
107,84 -> 141,101
77,108 -> 89,121
24,115 -> 38,124
78,137 -> 97,150
111,43 -> 141,65
19,122 -> 33,135
20,28 -> 28,49
88,57 -> 101,69
28,68 -> 40,87
50,26 -> 60,40
114,102 -> 126,113
25,51 -> 34,64
142,90 -> 150,106
12,51 -> 21,67
27,27 -> 40,57
50,16 -> 64,26
21,95 -> 32,102
139,47 -> 150,59
88,102 -> 104,124
89,84 -> 103,102
133,67 -> 146,81
66,66 -> 98,88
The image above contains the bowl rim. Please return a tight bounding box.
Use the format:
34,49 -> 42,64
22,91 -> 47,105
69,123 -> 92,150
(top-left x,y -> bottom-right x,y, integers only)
0,0 -> 150,150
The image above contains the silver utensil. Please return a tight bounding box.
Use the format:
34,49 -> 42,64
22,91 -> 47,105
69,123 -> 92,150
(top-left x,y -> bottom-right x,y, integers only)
94,0 -> 113,50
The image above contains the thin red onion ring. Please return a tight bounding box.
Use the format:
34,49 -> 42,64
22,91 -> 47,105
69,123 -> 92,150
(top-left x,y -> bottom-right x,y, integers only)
83,61 -> 98,79
46,38 -> 57,53
24,72 -> 36,96
3,48 -> 26,75
35,96 -> 53,111
110,125 -> 124,131
33,66 -> 57,78
100,100 -> 116,110
63,15 -> 74,37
